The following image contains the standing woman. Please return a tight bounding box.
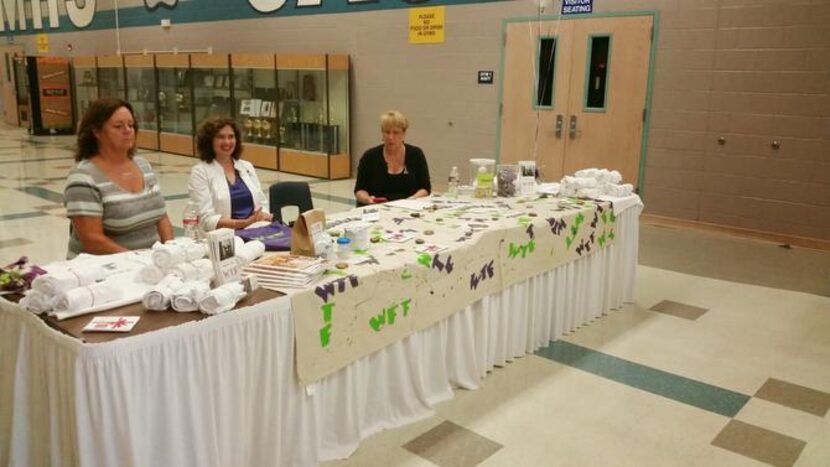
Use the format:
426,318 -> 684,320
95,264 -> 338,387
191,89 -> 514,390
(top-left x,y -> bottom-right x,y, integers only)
188,116 -> 272,231
65,97 -> 173,259
354,110 -> 431,206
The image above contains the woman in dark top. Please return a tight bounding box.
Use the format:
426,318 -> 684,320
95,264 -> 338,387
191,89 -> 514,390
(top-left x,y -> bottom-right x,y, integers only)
354,110 -> 431,206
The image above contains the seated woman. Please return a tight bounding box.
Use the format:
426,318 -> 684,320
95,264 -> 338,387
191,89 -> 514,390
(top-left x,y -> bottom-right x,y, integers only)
188,116 -> 273,231
354,110 -> 431,206
65,97 -> 173,259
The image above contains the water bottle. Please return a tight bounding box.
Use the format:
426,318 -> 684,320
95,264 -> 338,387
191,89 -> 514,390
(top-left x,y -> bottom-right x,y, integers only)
447,166 -> 459,198
182,202 -> 201,240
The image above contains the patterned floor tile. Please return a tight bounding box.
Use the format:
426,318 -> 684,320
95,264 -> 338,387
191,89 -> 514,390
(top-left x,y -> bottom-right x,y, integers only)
754,378 -> 830,417
402,421 -> 502,467
648,299 -> 708,320
711,419 -> 805,467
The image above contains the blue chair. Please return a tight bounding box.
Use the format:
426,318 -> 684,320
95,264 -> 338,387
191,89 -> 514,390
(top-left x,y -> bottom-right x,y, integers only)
268,181 -> 313,225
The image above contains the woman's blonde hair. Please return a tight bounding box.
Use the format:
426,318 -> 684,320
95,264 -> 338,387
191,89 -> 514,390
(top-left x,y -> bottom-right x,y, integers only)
380,110 -> 408,132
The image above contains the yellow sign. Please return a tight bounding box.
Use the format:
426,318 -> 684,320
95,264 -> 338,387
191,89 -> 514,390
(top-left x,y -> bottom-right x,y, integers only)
36,34 -> 49,53
409,6 -> 445,44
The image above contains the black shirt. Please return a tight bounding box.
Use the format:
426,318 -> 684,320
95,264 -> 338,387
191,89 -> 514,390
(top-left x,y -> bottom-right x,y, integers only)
354,144 -> 431,205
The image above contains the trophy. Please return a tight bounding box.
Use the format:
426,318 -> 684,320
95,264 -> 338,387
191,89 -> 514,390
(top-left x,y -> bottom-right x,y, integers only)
243,118 -> 254,141
261,120 -> 272,142
253,119 -> 263,141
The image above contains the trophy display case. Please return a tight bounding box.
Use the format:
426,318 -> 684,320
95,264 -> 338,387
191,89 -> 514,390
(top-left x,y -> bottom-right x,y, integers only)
125,55 -> 159,150
156,54 -> 193,156
191,54 -> 232,126
276,54 -> 350,179
96,55 -> 126,100
230,53 -> 278,170
71,56 -> 97,122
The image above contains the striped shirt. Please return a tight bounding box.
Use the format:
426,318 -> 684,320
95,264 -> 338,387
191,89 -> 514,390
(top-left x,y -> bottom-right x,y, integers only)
65,156 -> 167,259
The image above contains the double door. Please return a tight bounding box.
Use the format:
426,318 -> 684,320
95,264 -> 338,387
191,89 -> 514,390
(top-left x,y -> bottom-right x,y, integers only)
499,15 -> 653,187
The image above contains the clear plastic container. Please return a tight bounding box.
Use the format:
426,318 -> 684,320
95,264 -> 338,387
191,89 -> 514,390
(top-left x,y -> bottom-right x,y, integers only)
496,164 -> 520,197
336,236 -> 352,260
469,158 -> 496,198
447,166 -> 459,198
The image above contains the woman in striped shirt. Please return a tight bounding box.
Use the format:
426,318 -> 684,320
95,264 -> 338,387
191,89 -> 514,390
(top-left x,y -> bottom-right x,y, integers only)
64,97 -> 173,259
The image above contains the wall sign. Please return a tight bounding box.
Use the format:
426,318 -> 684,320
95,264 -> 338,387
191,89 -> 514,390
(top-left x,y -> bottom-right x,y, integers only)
561,0 -> 593,15
478,70 -> 494,84
409,6 -> 445,44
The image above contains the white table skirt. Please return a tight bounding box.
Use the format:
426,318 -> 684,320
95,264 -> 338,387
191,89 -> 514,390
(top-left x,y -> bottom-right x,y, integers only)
0,204 -> 640,467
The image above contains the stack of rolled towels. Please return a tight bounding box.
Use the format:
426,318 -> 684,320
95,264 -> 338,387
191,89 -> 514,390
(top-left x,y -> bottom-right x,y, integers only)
140,236 -> 261,314
559,168 -> 634,198
21,264 -> 111,314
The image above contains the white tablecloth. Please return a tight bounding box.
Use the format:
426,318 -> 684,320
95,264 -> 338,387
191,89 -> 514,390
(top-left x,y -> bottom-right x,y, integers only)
0,203 -> 640,467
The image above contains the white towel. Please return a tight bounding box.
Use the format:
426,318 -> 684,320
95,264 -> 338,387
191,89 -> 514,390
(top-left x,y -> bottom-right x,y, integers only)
183,243 -> 208,262
171,281 -> 211,312
142,275 -> 184,311
137,264 -> 166,285
234,240 -> 266,267
169,258 -> 214,282
20,290 -> 56,314
151,243 -> 187,269
54,283 -> 123,313
199,282 -> 246,315
32,266 -> 105,296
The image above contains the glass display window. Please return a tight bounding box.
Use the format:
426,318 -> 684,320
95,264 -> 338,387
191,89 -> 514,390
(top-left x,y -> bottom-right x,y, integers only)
71,56 -> 97,121
230,53 -> 278,169
96,55 -> 125,100
276,54 -> 350,179
156,54 -> 193,156
191,54 -> 232,127
125,54 -> 159,150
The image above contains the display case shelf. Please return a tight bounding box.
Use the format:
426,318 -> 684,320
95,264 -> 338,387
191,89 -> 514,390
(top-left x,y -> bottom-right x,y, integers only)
156,53 -> 193,156
125,55 -> 159,150
97,55 -> 126,100
71,56 -> 97,123
231,53 -> 278,170
276,54 -> 350,179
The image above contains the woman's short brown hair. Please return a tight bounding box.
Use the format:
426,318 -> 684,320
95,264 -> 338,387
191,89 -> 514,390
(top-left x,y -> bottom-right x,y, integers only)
75,97 -> 137,162
195,116 -> 244,163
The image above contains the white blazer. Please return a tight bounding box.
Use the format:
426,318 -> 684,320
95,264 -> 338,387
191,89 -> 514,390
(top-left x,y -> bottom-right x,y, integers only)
188,159 -> 270,231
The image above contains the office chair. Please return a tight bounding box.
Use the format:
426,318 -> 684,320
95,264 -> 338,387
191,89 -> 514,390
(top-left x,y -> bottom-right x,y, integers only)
268,181 -> 313,225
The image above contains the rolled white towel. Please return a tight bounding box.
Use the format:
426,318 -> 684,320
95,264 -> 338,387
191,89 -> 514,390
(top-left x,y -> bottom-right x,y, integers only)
32,266 -> 105,296
199,282 -> 246,315
137,264 -> 165,285
54,283 -> 123,314
151,243 -> 187,269
169,258 -> 214,282
234,240 -> 266,267
142,275 -> 184,311
171,281 -> 211,312
185,243 -> 207,262
603,183 -> 634,197
20,290 -> 57,314
608,170 -> 623,184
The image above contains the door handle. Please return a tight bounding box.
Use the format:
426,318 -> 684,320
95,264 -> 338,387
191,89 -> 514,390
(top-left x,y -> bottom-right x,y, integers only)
569,115 -> 578,138
555,114 -> 563,138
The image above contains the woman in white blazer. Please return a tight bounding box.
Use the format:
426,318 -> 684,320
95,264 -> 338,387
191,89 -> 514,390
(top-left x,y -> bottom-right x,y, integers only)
188,117 -> 273,231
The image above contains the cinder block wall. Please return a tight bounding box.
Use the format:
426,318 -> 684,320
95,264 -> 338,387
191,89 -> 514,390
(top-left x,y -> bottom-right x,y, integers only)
12,0 -> 829,242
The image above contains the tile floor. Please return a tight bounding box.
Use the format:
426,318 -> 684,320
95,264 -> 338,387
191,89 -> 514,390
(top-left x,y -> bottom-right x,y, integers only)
1,124 -> 829,467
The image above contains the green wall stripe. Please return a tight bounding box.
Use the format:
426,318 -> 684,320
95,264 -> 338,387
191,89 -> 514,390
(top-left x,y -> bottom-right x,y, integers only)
536,340 -> 750,418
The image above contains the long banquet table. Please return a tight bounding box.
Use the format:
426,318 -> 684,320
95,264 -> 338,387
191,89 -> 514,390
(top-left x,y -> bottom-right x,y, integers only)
1,196 -> 641,467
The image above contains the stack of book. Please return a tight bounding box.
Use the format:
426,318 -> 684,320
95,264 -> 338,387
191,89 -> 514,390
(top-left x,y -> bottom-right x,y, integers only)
242,254 -> 325,291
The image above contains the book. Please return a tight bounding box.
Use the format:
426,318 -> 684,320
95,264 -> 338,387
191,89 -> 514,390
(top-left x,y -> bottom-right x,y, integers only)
83,316 -> 140,333
244,254 -> 324,274
207,228 -> 240,285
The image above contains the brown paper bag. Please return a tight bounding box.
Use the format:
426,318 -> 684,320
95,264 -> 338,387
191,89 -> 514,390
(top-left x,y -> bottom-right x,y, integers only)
291,209 -> 326,257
